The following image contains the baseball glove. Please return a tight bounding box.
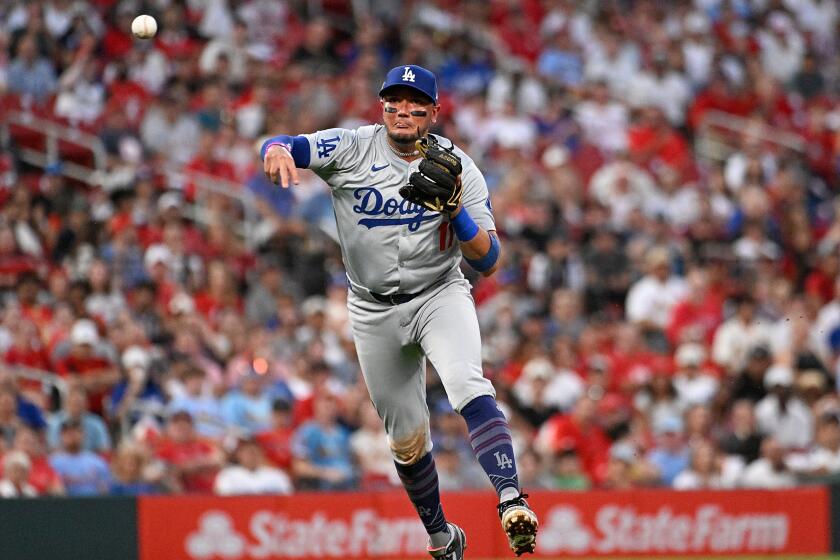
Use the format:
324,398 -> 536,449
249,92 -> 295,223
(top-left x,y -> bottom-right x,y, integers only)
400,135 -> 463,214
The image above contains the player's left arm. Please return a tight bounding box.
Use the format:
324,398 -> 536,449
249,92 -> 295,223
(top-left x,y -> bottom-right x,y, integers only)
451,158 -> 500,277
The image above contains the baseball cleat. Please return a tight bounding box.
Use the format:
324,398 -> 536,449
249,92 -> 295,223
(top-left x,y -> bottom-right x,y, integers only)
427,522 -> 467,559
498,493 -> 538,556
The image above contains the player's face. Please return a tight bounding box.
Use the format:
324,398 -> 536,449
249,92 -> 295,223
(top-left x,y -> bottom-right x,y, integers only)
381,87 -> 438,145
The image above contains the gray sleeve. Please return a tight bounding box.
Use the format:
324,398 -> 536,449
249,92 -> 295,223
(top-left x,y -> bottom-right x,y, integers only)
300,128 -> 359,179
459,157 -> 496,232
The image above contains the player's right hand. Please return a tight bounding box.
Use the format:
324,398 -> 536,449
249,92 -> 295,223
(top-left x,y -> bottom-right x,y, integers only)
263,145 -> 300,188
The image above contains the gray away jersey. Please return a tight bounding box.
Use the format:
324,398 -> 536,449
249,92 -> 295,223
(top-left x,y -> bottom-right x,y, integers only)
300,124 -> 495,295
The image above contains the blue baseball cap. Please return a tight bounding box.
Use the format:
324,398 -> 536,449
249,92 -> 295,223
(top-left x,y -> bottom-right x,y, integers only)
379,64 -> 438,104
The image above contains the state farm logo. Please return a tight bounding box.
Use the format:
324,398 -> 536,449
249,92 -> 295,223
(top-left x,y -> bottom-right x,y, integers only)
539,504 -> 790,555
183,509 -> 427,559
187,512 -> 246,558
538,506 -> 592,553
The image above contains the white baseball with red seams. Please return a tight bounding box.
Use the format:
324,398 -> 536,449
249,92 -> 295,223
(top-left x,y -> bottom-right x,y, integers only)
131,14 -> 157,39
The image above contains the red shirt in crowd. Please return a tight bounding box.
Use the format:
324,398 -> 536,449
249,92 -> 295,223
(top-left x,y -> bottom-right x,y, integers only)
54,354 -> 114,414
255,427 -> 295,471
539,413 -> 611,485
155,438 -> 220,493
0,454 -> 62,495
27,455 -> 63,495
666,293 -> 724,346
627,125 -> 692,173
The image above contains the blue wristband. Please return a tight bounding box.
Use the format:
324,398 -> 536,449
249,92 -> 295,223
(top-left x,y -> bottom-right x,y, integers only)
450,207 -> 479,242
465,234 -> 500,272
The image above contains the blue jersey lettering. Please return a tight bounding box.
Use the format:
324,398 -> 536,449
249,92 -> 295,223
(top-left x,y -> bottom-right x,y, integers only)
352,187 -> 438,232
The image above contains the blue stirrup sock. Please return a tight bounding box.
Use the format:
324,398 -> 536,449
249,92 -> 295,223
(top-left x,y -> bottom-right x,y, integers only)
394,453 -> 450,545
460,395 -> 520,500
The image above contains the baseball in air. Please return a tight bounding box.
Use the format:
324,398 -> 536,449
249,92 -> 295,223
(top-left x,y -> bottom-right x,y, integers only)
131,15 -> 157,39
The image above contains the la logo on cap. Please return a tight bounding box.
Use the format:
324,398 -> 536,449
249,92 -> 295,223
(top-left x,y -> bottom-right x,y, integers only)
401,66 -> 416,82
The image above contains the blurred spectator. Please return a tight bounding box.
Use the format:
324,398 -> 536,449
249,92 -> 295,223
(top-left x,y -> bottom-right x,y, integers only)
47,385 -> 111,453
718,400 -> 763,465
627,51 -> 691,126
214,438 -> 292,495
712,295 -> 773,374
741,437 -> 797,489
582,231 -> 631,313
672,343 -> 719,408
575,80 -> 628,154
727,345 -> 772,403
199,18 -> 250,85
589,156 -> 656,232
515,446 -> 555,490
812,277 -> 840,366
672,440 -> 743,489
7,32 -> 56,102
625,246 -> 688,347
0,383 -> 46,448
54,43 -> 104,124
108,345 -> 166,426
756,12 -> 805,83
290,18 -> 340,76
221,372 -> 272,436
155,411 -> 224,494
792,412 -> 840,476
510,357 -> 582,426
602,442 -> 644,490
755,365 -> 814,449
665,267 -> 723,346
168,365 -> 225,440
109,444 -> 161,495
292,393 -> 354,490
647,415 -> 689,486
684,404 -> 714,444
139,92 -> 202,167
54,319 -> 118,414
435,440 -> 486,491
549,447 -> 590,490
7,427 -> 64,496
634,369 -> 684,432
255,398 -> 295,472
349,400 -> 398,490
536,397 -> 610,485
0,451 -> 37,498
49,419 -> 111,496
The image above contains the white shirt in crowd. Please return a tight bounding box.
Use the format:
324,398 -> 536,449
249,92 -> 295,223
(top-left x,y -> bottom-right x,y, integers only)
350,428 -> 400,484
589,161 -> 658,231
626,70 -> 692,125
575,100 -> 628,153
712,318 -> 774,372
214,465 -> 293,496
756,20 -> 805,83
672,456 -> 744,490
740,458 -> 797,489
0,479 -> 37,498
512,368 -> 585,412
673,372 -> 719,408
755,395 -> 814,450
626,275 -> 689,329
788,446 -> 840,475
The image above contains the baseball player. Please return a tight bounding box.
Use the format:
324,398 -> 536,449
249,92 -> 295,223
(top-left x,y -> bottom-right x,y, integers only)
261,64 -> 538,558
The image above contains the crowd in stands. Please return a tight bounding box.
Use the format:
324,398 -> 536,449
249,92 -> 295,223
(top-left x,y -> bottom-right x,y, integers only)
1,0 -> 840,497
